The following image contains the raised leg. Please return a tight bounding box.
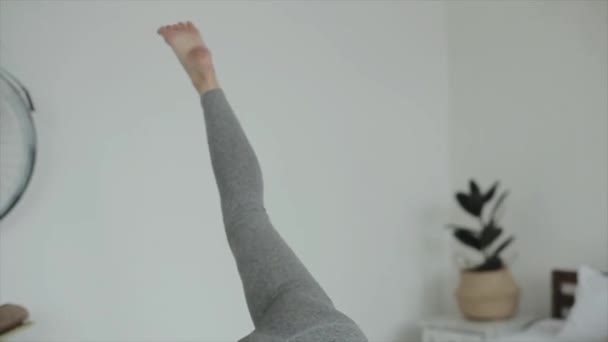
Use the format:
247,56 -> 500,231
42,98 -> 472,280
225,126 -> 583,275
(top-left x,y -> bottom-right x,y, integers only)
158,22 -> 367,341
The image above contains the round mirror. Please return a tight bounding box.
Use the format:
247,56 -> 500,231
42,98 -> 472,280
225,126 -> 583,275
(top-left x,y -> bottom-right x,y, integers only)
0,69 -> 36,220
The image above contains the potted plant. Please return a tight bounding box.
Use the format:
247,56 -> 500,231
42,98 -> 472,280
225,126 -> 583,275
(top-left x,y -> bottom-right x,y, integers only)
448,180 -> 519,320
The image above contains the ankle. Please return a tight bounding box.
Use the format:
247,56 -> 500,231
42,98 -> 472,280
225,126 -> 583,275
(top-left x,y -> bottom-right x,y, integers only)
194,71 -> 219,94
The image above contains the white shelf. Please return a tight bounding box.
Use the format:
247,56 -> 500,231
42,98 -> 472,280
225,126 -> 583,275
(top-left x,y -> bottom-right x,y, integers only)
419,315 -> 542,342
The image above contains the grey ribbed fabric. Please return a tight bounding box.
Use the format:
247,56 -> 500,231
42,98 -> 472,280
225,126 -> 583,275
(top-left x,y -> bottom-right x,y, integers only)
200,89 -> 367,342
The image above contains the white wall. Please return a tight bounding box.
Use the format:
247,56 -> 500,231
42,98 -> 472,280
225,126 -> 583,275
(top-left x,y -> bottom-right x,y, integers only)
0,1 -> 450,341
447,0 -> 608,316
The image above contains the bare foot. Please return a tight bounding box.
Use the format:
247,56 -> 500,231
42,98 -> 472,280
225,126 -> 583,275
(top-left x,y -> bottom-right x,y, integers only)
157,21 -> 219,94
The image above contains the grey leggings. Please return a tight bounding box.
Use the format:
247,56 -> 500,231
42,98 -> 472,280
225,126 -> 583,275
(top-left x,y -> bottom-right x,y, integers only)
200,89 -> 367,342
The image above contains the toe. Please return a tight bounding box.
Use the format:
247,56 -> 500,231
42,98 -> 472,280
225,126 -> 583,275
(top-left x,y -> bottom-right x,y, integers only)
186,21 -> 196,31
158,21 -> 200,38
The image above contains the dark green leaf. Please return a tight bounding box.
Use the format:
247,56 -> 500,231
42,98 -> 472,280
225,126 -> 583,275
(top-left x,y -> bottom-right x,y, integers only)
446,224 -> 478,231
483,181 -> 499,203
490,190 -> 509,224
479,222 -> 502,250
472,257 -> 504,271
492,236 -> 515,258
469,179 -> 481,197
454,229 -> 482,250
456,192 -> 483,217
